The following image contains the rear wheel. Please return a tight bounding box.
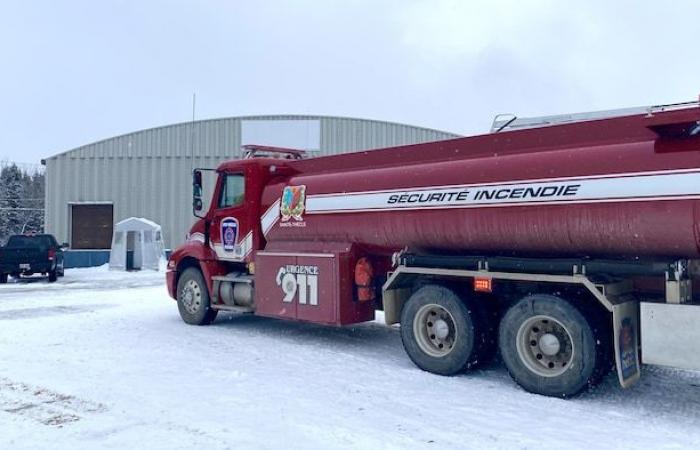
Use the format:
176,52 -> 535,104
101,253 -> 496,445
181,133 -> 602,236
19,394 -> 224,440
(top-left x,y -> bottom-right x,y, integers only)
177,267 -> 218,325
499,294 -> 601,398
0,273 -> 7,284
400,285 -> 485,375
48,270 -> 57,282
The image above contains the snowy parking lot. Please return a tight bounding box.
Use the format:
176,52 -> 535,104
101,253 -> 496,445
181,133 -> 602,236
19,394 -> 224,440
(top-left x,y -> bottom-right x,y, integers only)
2,266 -> 700,449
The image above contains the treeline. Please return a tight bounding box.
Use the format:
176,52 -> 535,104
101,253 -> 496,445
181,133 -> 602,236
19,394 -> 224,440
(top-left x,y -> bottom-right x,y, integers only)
0,163 -> 45,245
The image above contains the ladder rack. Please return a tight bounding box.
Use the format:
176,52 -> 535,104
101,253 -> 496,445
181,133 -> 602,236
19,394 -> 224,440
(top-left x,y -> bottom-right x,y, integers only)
241,144 -> 307,160
491,99 -> 700,133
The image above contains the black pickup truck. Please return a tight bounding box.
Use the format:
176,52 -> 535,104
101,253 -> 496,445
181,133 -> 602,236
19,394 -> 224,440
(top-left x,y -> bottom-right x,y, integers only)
0,234 -> 67,283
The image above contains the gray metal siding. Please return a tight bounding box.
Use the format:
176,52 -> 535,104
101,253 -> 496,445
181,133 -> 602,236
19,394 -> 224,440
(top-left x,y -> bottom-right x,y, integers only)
48,116 -> 457,160
320,119 -> 455,154
44,116 -> 459,249
46,155 -> 221,249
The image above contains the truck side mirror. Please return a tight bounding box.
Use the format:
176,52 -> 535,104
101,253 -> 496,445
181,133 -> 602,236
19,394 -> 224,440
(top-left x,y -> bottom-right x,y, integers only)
193,169 -> 203,212
61,242 -> 70,249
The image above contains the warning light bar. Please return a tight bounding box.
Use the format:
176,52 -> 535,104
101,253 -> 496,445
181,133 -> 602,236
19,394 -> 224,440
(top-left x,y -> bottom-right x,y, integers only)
474,277 -> 493,293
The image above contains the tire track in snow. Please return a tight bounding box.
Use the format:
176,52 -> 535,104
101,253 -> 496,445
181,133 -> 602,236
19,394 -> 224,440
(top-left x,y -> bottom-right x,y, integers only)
0,377 -> 106,427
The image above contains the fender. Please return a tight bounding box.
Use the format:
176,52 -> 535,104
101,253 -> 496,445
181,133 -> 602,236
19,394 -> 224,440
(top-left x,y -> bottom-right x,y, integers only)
167,240 -> 228,298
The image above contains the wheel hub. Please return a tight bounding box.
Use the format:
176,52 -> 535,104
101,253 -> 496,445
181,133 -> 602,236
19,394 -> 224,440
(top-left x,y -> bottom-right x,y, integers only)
434,319 -> 450,340
413,304 -> 457,357
539,333 -> 561,356
516,315 -> 574,377
181,280 -> 202,315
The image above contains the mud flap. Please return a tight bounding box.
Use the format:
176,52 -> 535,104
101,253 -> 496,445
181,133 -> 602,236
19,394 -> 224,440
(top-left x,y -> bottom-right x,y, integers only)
612,301 -> 641,388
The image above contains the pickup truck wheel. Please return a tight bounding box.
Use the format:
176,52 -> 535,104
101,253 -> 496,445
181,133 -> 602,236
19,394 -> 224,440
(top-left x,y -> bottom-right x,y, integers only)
0,273 -> 7,284
499,294 -> 598,398
400,285 -> 480,375
177,267 -> 218,325
48,270 -> 58,282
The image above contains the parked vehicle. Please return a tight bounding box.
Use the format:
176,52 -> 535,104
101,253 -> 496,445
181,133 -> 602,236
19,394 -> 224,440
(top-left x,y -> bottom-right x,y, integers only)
0,234 -> 67,283
166,98 -> 700,397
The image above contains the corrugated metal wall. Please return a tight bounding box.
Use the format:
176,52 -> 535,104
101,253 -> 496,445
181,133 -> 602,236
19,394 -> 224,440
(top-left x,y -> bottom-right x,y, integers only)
44,116 -> 459,249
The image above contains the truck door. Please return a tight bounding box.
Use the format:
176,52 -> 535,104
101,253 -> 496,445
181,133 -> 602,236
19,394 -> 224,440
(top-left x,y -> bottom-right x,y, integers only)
209,171 -> 255,262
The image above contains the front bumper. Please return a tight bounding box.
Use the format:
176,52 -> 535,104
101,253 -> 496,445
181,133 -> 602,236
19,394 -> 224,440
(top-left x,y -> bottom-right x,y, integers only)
166,270 -> 176,299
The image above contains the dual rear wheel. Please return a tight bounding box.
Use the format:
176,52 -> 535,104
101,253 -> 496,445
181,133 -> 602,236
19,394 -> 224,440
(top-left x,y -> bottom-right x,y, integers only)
400,285 -> 495,376
498,294 -> 611,397
400,285 -> 611,397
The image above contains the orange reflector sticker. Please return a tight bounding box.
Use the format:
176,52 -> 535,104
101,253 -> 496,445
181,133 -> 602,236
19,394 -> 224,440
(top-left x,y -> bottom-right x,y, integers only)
474,278 -> 492,293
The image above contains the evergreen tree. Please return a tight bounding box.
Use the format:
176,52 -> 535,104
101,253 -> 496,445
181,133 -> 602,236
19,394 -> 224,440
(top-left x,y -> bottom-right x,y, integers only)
0,164 -> 45,244
0,164 -> 24,243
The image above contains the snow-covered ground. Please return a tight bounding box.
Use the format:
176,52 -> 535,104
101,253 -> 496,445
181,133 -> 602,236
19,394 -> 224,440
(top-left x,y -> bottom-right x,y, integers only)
1,266 -> 700,449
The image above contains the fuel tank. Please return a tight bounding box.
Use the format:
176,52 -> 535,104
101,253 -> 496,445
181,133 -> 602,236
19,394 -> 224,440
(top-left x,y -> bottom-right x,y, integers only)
260,105 -> 700,258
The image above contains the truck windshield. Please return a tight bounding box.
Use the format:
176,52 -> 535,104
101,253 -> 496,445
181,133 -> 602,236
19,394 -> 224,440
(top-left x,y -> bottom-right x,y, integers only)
218,174 -> 245,208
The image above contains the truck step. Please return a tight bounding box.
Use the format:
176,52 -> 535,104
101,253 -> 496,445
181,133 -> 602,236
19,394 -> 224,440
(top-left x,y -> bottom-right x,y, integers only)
211,274 -> 253,284
211,304 -> 254,313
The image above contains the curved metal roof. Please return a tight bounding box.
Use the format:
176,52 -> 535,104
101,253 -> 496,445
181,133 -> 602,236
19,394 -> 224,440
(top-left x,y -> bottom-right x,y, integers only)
45,114 -> 461,161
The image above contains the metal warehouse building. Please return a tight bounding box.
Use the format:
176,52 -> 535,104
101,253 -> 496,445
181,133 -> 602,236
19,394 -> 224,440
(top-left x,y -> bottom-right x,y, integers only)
43,115 -> 459,256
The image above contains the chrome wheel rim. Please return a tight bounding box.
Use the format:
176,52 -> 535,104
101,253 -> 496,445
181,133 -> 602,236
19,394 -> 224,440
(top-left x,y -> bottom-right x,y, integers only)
180,279 -> 202,315
413,304 -> 457,357
516,315 -> 574,377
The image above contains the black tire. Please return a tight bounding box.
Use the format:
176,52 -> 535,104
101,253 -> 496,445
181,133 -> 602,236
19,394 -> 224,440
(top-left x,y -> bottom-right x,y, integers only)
400,285 -> 483,375
48,270 -> 57,282
498,294 -> 601,398
176,267 -> 218,325
469,293 -> 499,368
584,308 -> 614,385
0,273 -> 7,284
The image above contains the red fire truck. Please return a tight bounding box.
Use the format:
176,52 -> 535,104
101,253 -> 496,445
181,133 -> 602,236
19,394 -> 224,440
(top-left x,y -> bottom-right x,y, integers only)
167,99 -> 700,397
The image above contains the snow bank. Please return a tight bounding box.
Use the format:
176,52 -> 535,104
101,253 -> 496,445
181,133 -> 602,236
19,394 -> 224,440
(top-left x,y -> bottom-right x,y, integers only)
1,266 -> 700,449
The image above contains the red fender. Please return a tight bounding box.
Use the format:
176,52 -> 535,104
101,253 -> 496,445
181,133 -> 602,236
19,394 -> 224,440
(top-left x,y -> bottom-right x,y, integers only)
167,240 -> 228,299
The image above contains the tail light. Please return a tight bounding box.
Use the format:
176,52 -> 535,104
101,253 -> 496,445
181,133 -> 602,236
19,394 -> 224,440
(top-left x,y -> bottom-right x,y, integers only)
48,248 -> 56,261
354,257 -> 376,302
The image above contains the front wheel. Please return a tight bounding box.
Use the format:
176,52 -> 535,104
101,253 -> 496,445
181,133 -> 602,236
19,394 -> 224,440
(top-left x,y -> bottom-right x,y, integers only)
499,294 -> 601,398
400,285 -> 483,375
177,267 -> 218,325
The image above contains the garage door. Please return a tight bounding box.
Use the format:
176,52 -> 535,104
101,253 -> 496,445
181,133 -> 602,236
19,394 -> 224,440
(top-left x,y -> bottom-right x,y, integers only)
71,204 -> 114,249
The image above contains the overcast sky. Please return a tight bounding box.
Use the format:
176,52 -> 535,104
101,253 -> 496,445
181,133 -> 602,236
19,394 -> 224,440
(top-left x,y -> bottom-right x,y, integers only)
1,0 -> 699,165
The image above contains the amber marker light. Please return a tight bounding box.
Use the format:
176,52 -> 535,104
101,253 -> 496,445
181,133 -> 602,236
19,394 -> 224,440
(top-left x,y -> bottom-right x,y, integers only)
474,277 -> 493,293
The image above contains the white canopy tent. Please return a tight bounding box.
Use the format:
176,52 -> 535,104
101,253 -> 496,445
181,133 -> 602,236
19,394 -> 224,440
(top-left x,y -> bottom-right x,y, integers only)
109,217 -> 165,271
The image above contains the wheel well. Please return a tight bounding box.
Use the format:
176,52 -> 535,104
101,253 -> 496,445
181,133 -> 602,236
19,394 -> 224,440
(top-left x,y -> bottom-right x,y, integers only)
175,257 -> 202,289
383,274 -> 612,327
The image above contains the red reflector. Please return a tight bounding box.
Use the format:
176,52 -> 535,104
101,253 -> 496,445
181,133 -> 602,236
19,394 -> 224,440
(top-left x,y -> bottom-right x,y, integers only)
354,257 -> 376,302
48,248 -> 56,261
474,278 -> 492,293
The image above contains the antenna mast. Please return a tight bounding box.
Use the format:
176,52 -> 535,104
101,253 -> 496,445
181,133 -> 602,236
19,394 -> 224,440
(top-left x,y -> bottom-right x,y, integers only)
190,93 -> 196,169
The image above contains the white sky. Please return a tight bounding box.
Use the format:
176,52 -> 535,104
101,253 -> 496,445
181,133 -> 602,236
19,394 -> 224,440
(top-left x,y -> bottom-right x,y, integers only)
1,0 -> 699,164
